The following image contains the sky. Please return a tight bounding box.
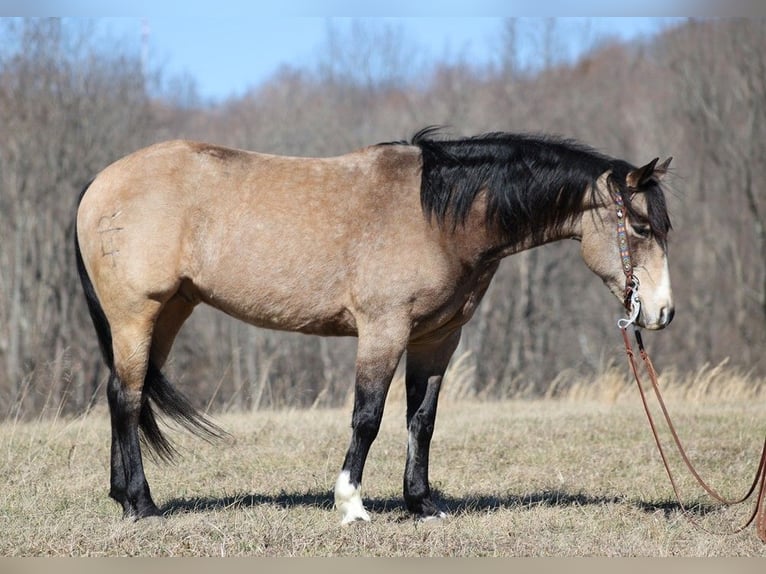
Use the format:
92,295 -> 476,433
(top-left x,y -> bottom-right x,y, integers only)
93,16 -> 686,104
2,0 -> 731,103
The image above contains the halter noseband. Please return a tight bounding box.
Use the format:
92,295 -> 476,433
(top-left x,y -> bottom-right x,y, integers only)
613,189 -> 641,329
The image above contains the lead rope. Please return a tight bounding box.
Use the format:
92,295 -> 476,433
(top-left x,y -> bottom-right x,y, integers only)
612,187 -> 766,541
620,324 -> 766,540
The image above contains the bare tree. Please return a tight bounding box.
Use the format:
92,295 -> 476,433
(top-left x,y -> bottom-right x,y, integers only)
0,19 -> 156,416
661,20 -> 766,368
3,18 -> 765,419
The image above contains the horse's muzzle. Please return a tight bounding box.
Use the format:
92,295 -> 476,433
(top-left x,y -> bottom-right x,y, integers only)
640,303 -> 675,330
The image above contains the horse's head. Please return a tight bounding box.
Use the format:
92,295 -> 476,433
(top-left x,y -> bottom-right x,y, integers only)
580,158 -> 674,330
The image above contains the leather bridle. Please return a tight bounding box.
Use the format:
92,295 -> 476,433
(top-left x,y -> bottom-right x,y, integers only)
612,187 -> 766,542
613,189 -> 641,329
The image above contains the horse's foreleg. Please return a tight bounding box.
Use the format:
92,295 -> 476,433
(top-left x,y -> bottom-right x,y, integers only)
334,326 -> 406,525
403,329 -> 461,519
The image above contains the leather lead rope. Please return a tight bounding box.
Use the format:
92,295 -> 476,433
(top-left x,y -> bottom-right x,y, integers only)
613,186 -> 766,541
621,325 -> 766,541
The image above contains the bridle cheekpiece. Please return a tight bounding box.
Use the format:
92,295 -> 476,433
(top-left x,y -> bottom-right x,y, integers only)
613,189 -> 641,329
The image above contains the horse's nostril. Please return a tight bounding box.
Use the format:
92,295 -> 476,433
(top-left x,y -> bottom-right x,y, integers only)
662,305 -> 675,326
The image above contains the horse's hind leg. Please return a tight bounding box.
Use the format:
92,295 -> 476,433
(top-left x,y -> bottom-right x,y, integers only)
334,322 -> 408,524
150,293 -> 195,368
403,330 -> 461,519
108,311 -> 162,519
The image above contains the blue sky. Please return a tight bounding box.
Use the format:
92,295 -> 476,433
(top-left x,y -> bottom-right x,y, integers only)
1,1 -> 714,17
1,2 -> 707,102
94,16 -> 685,103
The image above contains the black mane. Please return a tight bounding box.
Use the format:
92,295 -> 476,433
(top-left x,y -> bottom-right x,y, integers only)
408,128 -> 671,247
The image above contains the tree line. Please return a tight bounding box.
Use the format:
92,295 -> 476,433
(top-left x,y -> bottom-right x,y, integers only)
1,18 -> 764,419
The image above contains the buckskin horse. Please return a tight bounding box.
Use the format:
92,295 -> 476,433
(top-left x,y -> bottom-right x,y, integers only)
74,128 -> 673,523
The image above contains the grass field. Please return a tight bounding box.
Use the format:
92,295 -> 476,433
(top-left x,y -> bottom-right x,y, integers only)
2,367 -> 766,557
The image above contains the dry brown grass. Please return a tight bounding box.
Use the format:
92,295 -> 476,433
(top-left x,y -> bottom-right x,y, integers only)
2,363 -> 766,556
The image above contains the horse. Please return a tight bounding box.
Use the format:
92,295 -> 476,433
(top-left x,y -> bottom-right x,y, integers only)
74,128 -> 674,524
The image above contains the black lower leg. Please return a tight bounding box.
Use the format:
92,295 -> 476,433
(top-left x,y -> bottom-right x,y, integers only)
404,375 -> 443,516
341,382 -> 388,486
107,373 -> 128,507
107,373 -> 159,519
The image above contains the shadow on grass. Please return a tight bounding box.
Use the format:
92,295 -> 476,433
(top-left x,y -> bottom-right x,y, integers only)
161,488 -> 718,519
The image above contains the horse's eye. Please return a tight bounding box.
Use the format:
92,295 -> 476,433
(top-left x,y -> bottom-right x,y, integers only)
632,223 -> 652,238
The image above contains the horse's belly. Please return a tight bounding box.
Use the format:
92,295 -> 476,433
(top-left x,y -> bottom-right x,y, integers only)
193,278 -> 358,337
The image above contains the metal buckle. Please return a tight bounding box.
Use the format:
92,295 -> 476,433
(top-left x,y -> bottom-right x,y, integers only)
618,276 -> 641,329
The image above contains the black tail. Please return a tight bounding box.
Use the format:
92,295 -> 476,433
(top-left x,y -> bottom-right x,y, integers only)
75,181 -> 114,369
75,181 -> 226,463
139,362 -> 227,463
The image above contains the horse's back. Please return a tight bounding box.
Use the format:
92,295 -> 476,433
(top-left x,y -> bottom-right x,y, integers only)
76,140 -> 431,335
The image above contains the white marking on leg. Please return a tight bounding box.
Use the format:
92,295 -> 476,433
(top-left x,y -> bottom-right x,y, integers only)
334,470 -> 370,525
406,428 -> 415,467
407,428 -> 447,520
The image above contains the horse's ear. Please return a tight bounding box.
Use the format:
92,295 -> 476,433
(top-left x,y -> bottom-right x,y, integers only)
653,157 -> 673,181
626,158 -> 659,188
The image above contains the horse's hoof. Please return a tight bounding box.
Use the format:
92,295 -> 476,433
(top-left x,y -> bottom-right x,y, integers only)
335,470 -> 371,525
141,514 -> 166,526
339,507 -> 371,525
418,510 -> 447,522
338,498 -> 371,525
412,497 -> 447,522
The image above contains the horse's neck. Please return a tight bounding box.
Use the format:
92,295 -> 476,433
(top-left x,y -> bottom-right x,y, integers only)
472,206 -> 585,262
461,178 -> 595,263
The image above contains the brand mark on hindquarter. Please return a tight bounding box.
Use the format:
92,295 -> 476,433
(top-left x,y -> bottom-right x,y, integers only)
98,212 -> 123,267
